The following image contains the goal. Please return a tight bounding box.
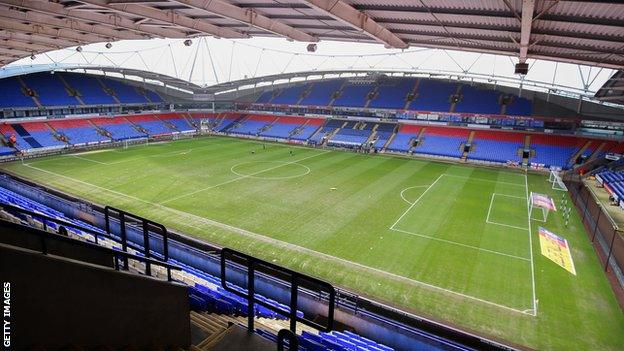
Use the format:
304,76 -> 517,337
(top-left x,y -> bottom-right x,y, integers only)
548,170 -> 568,191
529,192 -> 557,222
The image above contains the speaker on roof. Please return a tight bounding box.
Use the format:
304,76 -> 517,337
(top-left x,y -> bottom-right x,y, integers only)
515,63 -> 529,75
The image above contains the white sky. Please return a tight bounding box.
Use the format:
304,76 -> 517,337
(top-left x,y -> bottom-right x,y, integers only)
5,36 -> 615,95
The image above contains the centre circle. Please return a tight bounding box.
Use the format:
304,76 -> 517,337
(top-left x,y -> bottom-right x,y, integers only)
230,161 -> 310,180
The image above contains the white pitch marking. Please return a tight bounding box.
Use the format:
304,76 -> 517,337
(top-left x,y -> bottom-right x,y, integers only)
161,150 -> 330,204
442,173 -> 526,187
390,227 -> 530,261
485,193 -> 530,231
399,185 -> 431,205
389,174 -> 444,230
20,163 -> 536,316
525,173 -> 538,317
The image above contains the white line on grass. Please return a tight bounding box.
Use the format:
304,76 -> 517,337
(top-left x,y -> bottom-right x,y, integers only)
390,227 -> 529,261
389,174 -> 444,230
161,150 -> 330,204
485,193 -> 529,231
442,173 -> 526,187
524,173 -> 538,317
20,163 -> 535,316
399,185 -> 431,205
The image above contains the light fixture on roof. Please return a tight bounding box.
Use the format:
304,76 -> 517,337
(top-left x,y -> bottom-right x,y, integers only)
105,42 -> 112,49
514,63 -> 529,75
76,46 -> 83,52
30,53 -> 35,60
183,39 -> 193,46
306,43 -> 317,53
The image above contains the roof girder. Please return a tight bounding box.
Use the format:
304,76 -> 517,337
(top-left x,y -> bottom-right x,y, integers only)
77,0 -> 249,39
0,0 -> 190,39
299,0 -> 408,49
0,18 -> 112,44
169,0 -> 317,42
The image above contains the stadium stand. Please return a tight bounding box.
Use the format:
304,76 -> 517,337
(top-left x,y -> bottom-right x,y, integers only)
408,80 -> 456,112
100,77 -> 150,104
17,121 -> 65,148
59,73 -> 117,105
90,116 -> 147,140
157,113 -> 196,132
272,84 -> 311,105
368,78 -> 415,110
414,127 -> 469,158
20,73 -> 79,107
47,118 -> 108,145
454,86 -> 502,115
126,114 -> 171,135
469,130 -> 524,164
529,134 -> 585,169
386,124 -> 421,153
332,82 -> 374,108
596,170 -> 624,209
300,79 -> 345,106
0,77 -> 38,108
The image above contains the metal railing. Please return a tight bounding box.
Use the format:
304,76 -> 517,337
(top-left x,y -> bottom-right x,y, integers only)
220,247 -> 335,334
0,203 -> 180,280
104,205 -> 170,280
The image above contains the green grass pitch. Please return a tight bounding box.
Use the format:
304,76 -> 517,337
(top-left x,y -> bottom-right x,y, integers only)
2,136 -> 623,350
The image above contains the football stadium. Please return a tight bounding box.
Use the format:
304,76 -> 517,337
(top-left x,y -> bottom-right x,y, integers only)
0,1 -> 623,351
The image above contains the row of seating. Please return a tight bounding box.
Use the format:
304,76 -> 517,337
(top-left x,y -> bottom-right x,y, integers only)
596,171 -> 624,209
2,112 -> 621,170
0,72 -> 164,108
1,113 -> 196,150
255,329 -> 395,351
256,77 -> 532,116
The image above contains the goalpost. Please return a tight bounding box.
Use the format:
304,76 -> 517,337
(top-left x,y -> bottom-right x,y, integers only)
548,169 -> 568,191
529,192 -> 557,222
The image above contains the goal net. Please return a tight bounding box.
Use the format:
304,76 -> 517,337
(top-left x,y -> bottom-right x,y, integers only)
548,170 -> 568,191
529,192 -> 557,222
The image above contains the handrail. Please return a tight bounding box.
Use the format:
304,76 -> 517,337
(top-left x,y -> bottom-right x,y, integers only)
220,247 -> 335,334
0,203 -> 181,279
104,205 -> 170,280
277,329 -> 298,351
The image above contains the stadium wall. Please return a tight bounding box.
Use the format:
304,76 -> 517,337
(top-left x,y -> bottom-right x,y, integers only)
565,174 -> 624,307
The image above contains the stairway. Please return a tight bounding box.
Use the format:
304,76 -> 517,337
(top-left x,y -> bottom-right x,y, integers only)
382,125 -> 400,152
267,89 -> 282,104
45,122 -> 70,145
328,80 -> 348,106
461,130 -> 476,160
364,85 -> 380,108
125,116 -> 148,134
569,140 -> 592,167
522,135 -> 532,165
10,124 -> 42,148
296,83 -> 314,105
56,73 -> 85,105
88,119 -> 113,139
365,124 -> 379,144
221,114 -> 247,132
450,84 -> 463,112
184,112 -> 199,129
96,77 -> 121,104
588,141 -> 607,162
404,79 -> 421,110
15,76 -> 42,108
